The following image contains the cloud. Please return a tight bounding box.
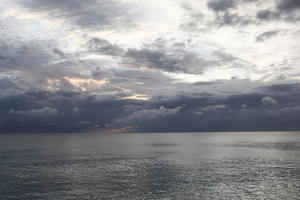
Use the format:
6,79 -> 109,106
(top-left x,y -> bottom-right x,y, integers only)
283,105 -> 300,112
17,0 -> 134,29
194,111 -> 204,115
256,0 -> 300,22
261,96 -> 277,105
0,0 -> 300,132
52,48 -> 65,58
256,10 -> 280,21
131,92 -> 300,132
124,47 -> 205,74
207,0 -> 236,12
184,0 -> 300,30
276,0 -> 300,11
1,89 -> 300,132
0,91 -> 184,133
0,78 -> 23,97
0,41 -> 52,72
207,0 -> 259,13
9,107 -> 58,116
214,11 -> 253,26
0,37 -> 120,95
194,104 -> 226,115
121,39 -> 237,74
193,81 -> 223,86
85,37 -> 238,75
202,104 -> 227,112
116,105 -> 183,124
205,0 -> 257,27
87,38 -> 124,56
0,91 -> 137,132
260,83 -> 300,94
0,39 -> 88,92
256,30 -> 280,42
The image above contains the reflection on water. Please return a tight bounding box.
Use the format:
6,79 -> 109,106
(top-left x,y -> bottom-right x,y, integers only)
0,132 -> 300,199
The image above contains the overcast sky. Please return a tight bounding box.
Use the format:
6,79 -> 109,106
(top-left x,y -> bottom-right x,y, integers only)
0,0 -> 300,133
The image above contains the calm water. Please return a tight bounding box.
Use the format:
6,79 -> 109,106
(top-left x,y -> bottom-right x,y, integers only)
0,132 -> 300,200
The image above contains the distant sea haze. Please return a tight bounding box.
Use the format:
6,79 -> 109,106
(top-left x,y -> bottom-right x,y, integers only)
0,131 -> 299,200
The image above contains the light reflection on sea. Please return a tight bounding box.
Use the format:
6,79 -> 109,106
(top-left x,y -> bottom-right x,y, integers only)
0,132 -> 299,200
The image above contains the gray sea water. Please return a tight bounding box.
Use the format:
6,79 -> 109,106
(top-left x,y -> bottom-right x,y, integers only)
0,132 -> 300,200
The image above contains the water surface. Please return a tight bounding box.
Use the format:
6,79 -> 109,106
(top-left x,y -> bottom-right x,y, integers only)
0,132 -> 299,199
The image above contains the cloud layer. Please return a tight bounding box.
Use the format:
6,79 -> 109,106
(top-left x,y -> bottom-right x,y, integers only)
0,0 -> 299,132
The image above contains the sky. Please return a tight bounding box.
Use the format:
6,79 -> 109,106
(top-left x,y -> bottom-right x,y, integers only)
0,0 -> 300,133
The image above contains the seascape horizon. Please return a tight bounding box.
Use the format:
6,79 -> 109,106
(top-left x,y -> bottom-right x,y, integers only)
1,131 -> 299,199
1,0 -> 300,199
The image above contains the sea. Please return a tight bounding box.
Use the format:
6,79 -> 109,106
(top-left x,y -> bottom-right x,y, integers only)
0,131 -> 299,200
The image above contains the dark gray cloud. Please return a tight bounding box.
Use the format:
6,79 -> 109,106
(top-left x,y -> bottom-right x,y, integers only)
193,81 -> 223,86
194,104 -> 226,115
201,104 -> 227,111
1,34 -> 209,99
0,91 -> 178,132
0,78 -> 23,97
85,37 -> 238,74
256,10 -> 281,21
214,11 -> 253,26
205,0 -> 259,27
0,41 -> 71,93
277,0 -> 300,11
127,91 -> 300,132
0,41 -> 52,72
52,48 -> 65,58
207,0 -> 300,20
207,0 -> 236,12
0,37 -> 123,95
181,0 -> 257,29
259,83 -> 300,94
183,0 -> 299,30
256,0 -> 300,22
275,0 -> 300,22
255,9 -> 300,22
9,106 -> 58,116
124,48 -> 205,73
122,42 -> 237,74
207,0 -> 259,13
256,30 -> 280,42
0,40 -> 85,83
87,38 -> 124,56
0,91 -> 140,133
115,105 -> 183,124
17,0 -> 134,29
1,85 -> 300,133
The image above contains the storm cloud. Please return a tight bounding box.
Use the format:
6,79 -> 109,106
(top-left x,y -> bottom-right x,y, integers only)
0,0 -> 299,132
1,87 -> 300,133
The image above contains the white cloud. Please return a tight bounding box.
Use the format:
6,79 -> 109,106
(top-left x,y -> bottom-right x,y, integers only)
261,96 -> 277,105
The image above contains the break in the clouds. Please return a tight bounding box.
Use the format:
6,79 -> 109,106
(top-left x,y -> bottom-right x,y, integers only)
0,0 -> 299,132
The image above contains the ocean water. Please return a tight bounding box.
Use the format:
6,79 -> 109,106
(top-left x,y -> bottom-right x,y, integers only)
0,132 -> 299,200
